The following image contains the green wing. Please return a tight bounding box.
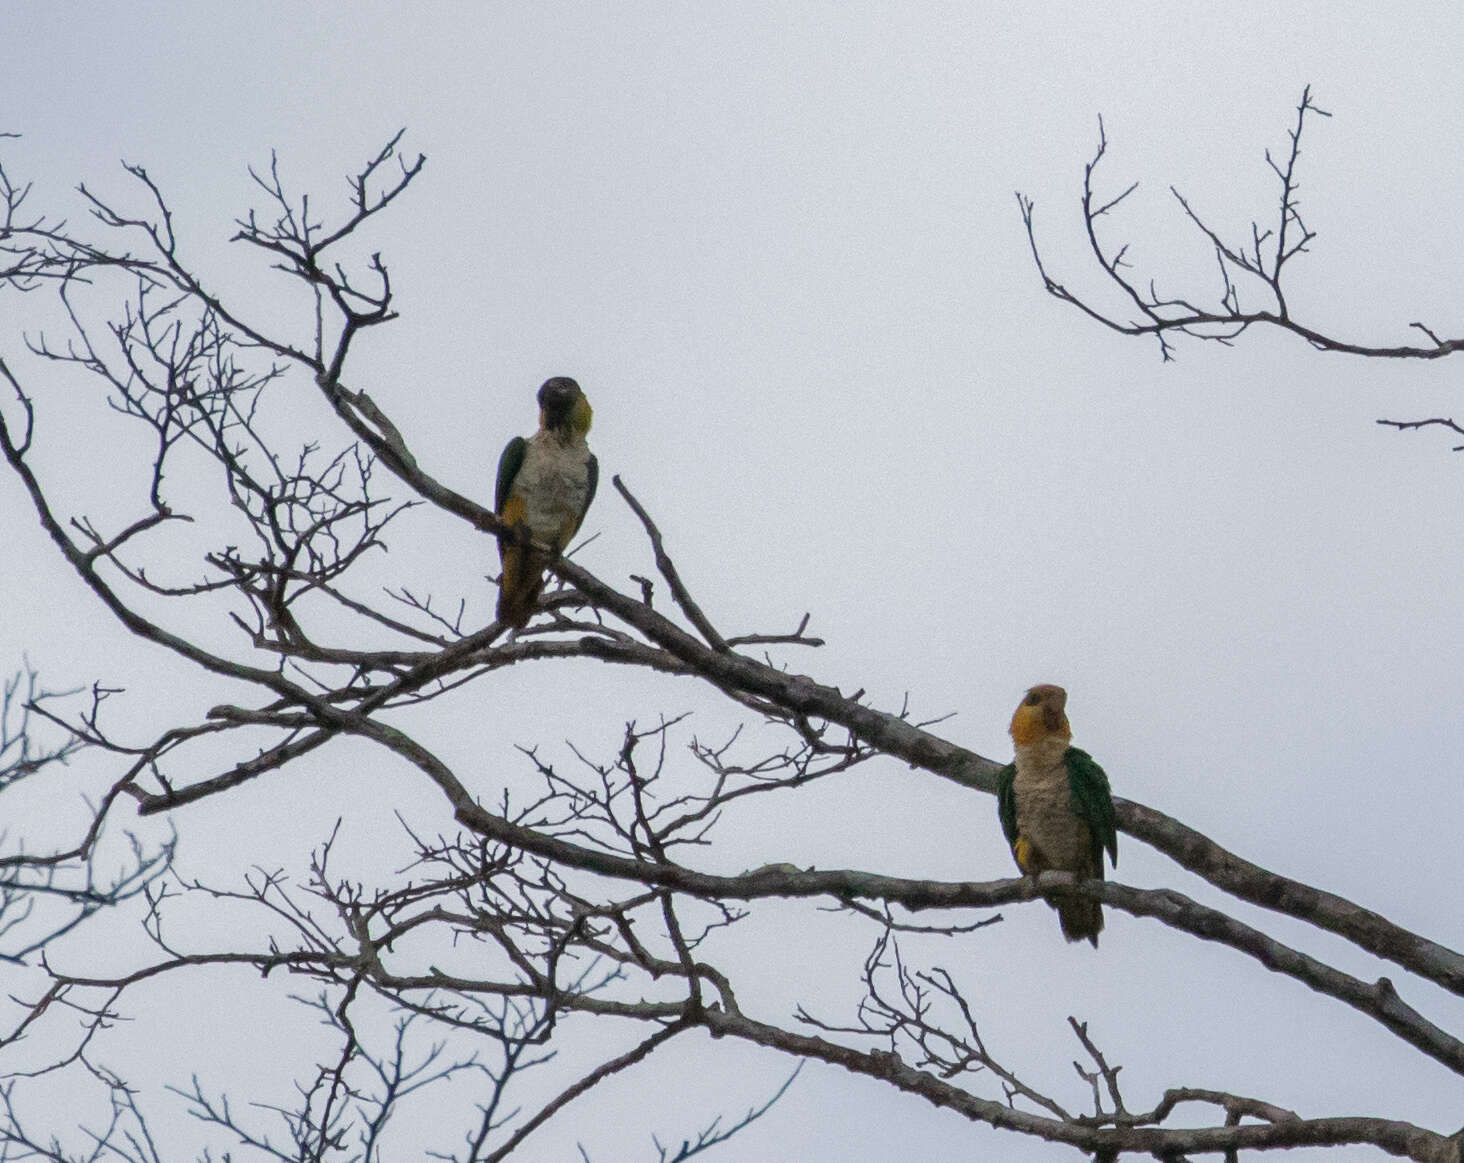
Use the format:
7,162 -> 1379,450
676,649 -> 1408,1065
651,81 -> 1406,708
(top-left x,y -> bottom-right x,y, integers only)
582,452 -> 600,525
495,436 -> 528,514
1063,747 -> 1118,870
995,762 -> 1018,848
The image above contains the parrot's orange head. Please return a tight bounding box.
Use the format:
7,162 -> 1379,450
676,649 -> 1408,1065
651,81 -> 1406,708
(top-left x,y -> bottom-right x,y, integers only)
538,376 -> 593,438
1009,684 -> 1072,746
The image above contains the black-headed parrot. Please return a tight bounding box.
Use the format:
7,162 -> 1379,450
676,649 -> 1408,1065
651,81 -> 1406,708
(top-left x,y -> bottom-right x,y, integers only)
494,376 -> 598,628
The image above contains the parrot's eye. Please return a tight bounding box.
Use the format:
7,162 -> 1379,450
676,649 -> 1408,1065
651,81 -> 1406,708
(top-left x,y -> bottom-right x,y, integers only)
1024,692 -> 1042,706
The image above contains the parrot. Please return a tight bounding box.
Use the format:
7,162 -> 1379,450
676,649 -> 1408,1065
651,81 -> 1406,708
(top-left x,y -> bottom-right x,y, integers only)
995,684 -> 1117,946
494,376 -> 598,628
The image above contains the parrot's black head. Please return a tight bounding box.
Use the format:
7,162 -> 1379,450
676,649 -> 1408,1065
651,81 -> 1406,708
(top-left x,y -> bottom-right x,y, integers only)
537,376 -> 591,436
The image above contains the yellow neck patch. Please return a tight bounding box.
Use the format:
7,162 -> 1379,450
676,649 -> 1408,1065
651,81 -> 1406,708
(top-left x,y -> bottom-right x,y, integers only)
570,394 -> 593,436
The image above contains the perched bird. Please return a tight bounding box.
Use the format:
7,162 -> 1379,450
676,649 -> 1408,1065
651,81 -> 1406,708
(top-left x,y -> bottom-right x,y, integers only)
494,376 -> 598,628
995,684 -> 1117,946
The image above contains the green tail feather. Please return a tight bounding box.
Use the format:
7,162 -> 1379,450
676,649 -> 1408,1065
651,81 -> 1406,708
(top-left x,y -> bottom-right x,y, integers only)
1058,898 -> 1102,947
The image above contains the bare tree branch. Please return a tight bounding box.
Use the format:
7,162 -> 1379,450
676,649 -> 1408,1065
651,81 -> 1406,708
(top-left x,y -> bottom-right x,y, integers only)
0,121 -> 1460,1161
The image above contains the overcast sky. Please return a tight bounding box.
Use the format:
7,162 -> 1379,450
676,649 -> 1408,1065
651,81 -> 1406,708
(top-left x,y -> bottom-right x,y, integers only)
5,4 -> 1464,1160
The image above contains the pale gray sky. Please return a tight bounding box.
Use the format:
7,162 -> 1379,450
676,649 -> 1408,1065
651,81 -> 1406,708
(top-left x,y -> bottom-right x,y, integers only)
4,3 -> 1464,1159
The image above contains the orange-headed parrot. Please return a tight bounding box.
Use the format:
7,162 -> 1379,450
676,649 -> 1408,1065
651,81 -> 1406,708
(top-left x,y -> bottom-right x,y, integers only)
494,377 -> 597,628
996,684 -> 1117,946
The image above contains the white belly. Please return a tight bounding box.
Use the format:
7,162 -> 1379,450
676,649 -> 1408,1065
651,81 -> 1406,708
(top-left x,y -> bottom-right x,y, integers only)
512,437 -> 591,545
1013,761 -> 1091,873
